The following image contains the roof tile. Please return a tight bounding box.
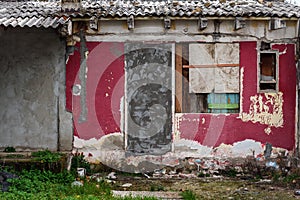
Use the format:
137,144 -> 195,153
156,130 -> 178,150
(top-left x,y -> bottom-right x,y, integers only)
1,0 -> 300,28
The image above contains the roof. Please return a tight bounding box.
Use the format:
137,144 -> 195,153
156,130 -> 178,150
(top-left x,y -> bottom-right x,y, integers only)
0,1 -> 66,28
0,0 -> 300,28
78,0 -> 300,18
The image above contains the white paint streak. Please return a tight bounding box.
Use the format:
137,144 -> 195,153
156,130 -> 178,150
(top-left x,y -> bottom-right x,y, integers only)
239,67 -> 244,113
201,117 -> 205,124
278,47 -> 287,55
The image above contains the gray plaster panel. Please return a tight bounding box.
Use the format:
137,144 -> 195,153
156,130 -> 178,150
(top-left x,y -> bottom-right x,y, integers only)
215,67 -> 240,93
215,43 -> 239,64
189,44 -> 214,65
189,43 -> 240,93
0,27 -> 69,151
189,68 -> 215,93
125,43 -> 172,155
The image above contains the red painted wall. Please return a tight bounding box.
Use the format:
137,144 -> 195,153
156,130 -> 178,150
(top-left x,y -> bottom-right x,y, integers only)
178,42 -> 296,150
67,41 -> 296,150
66,42 -> 124,139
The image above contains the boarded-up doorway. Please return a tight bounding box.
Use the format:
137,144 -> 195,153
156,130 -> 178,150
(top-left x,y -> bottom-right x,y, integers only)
125,43 -> 172,155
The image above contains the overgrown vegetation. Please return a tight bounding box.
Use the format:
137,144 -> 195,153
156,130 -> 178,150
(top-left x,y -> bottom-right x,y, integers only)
150,184 -> 165,191
0,169 -> 159,200
31,150 -> 62,163
71,152 -> 91,174
3,147 -> 16,153
181,190 -> 197,200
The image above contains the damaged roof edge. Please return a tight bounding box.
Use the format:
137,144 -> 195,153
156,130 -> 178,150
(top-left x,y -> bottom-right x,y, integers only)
1,0 -> 300,28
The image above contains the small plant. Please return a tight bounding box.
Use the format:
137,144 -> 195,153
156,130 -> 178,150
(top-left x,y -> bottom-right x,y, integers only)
198,172 -> 210,177
4,147 -> 16,152
181,190 -> 197,200
31,150 -> 62,163
150,184 -> 165,191
225,168 -> 238,177
283,173 -> 300,183
71,152 -> 91,175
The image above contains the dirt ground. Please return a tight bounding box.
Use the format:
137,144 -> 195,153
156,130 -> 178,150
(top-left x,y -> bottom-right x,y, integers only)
109,175 -> 300,199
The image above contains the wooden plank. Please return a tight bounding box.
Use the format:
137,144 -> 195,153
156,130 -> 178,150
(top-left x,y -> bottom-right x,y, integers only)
175,44 -> 183,113
183,64 -> 239,68
182,43 -> 190,113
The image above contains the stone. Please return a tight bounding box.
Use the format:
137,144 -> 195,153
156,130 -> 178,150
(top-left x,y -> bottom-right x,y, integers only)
122,183 -> 132,188
295,190 -> 300,196
71,181 -> 83,187
0,171 -> 19,192
107,172 -> 117,179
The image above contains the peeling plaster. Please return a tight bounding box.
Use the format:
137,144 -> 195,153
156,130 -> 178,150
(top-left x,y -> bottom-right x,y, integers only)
73,134 -> 284,173
214,139 -> 263,157
239,92 -> 284,131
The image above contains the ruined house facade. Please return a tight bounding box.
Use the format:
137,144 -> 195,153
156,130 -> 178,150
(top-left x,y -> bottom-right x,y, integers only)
0,0 -> 300,172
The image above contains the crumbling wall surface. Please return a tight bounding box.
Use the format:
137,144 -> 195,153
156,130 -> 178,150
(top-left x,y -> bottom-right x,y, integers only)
0,27 -> 70,151
176,42 -> 296,151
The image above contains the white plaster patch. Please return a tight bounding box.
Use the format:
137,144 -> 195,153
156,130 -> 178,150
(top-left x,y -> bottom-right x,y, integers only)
239,92 -> 284,131
73,134 -> 287,173
174,139 -> 213,157
214,139 -> 264,157
231,139 -> 264,157
213,143 -> 233,156
73,134 -> 213,172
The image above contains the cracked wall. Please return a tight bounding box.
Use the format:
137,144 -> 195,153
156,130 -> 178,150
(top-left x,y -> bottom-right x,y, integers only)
0,27 -> 72,151
68,18 -> 297,168
175,42 -> 296,151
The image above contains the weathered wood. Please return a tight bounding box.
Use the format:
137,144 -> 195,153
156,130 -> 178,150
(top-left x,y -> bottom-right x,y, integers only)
175,44 -> 183,113
182,43 -> 191,113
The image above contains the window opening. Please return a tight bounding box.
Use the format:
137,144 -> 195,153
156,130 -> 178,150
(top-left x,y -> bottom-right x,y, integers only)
259,51 -> 278,92
175,43 -> 240,113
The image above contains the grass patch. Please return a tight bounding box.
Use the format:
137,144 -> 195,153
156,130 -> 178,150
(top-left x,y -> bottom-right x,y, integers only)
31,150 -> 62,163
181,190 -> 197,200
0,169 -> 159,200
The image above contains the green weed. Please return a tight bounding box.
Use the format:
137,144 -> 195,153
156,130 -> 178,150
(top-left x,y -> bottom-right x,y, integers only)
31,150 -> 62,163
0,169 -> 158,200
71,152 -> 91,174
181,190 -> 197,200
3,147 -> 16,152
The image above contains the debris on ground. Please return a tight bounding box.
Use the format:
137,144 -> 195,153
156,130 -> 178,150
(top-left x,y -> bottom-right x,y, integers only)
71,180 -> 83,187
0,171 -> 19,192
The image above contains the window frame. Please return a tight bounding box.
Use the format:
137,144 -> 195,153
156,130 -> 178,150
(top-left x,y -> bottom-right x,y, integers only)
175,42 -> 240,114
258,50 -> 279,93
